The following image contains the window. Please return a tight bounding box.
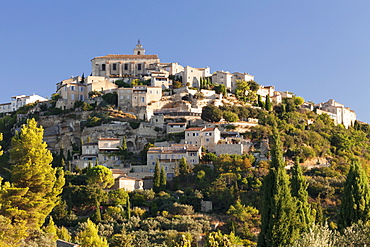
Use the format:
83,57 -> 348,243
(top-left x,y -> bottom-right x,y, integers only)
141,97 -> 144,102
71,94 -> 75,100
165,166 -> 168,171
79,95 -> 84,101
70,86 -> 75,91
152,162 -> 155,165
102,64 -> 106,71
124,64 -> 128,70
137,64 -> 142,70
113,64 -> 117,70
79,87 -> 84,92
206,138 -> 210,142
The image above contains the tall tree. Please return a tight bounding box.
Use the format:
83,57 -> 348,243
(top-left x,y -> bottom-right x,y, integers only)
258,127 -> 299,247
160,166 -> 167,191
338,159 -> 370,230
265,95 -> 272,111
9,118 -> 65,228
153,161 -> 161,193
291,157 -> 313,233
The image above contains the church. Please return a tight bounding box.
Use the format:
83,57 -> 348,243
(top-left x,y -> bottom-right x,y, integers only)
91,40 -> 161,79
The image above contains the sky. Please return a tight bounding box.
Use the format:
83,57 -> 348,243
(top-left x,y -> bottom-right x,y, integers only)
1,1 -> 370,122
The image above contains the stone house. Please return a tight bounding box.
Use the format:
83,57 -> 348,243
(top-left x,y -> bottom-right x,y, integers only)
212,71 -> 255,92
185,127 -> 221,152
129,144 -> 202,179
111,169 -> 143,191
75,138 -> 122,169
55,76 -> 117,110
166,122 -> 187,134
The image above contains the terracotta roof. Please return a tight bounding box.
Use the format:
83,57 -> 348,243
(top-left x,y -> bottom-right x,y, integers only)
93,54 -> 159,60
168,122 -> 187,125
204,128 -> 216,131
185,127 -> 204,131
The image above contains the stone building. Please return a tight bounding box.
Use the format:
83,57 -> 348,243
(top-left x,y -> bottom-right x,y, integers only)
91,41 -> 160,80
185,127 -> 221,152
316,99 -> 356,128
181,66 -> 211,88
212,71 -> 255,92
144,144 -> 202,179
55,76 -> 117,110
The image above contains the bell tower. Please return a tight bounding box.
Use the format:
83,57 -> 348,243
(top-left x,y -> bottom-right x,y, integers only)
133,39 -> 145,55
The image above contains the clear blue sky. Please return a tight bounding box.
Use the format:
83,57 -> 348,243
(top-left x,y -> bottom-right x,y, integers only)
1,1 -> 370,122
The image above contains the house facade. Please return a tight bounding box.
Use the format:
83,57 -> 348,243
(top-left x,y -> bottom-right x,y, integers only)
185,127 -> 221,152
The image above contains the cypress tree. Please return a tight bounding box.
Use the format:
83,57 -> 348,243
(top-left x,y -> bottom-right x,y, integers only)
291,157 -> 313,233
265,95 -> 272,111
126,198 -> 131,219
160,166 -> 167,191
338,159 -> 370,230
258,127 -> 299,247
153,160 -> 161,192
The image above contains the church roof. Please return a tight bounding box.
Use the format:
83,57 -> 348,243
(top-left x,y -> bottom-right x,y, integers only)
93,54 -> 159,60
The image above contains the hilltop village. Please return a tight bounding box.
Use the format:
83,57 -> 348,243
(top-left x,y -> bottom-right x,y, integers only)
1,42 -> 369,246
0,42 -> 357,183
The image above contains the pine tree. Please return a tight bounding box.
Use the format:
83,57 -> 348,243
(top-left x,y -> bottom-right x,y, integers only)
257,127 -> 299,247
338,159 -> 370,230
291,157 -> 313,233
75,219 -> 108,247
153,160 -> 161,193
160,166 -> 167,190
9,119 -> 65,228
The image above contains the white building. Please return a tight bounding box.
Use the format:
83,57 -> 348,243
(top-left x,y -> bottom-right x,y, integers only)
316,99 -> 356,128
1,94 -> 49,113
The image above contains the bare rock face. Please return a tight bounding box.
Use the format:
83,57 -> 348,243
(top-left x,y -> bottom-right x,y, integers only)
39,112 -> 159,155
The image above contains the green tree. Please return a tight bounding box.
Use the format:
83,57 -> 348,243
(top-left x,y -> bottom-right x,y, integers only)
201,105 -> 223,122
153,161 -> 161,193
338,159 -> 370,230
86,165 -> 114,189
223,111 -> 239,122
160,166 -> 167,191
258,128 -> 299,246
291,157 -> 313,233
179,157 -> 191,176
75,219 -> 109,247
9,118 -> 65,228
265,95 -> 272,111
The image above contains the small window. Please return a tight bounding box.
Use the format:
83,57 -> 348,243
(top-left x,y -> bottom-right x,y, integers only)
79,87 -> 84,92
71,94 -> 75,100
124,64 -> 128,70
141,97 -> 144,102
113,64 -> 117,70
138,64 -> 142,70
70,86 -> 75,91
102,64 -> 106,70
79,95 -> 84,101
